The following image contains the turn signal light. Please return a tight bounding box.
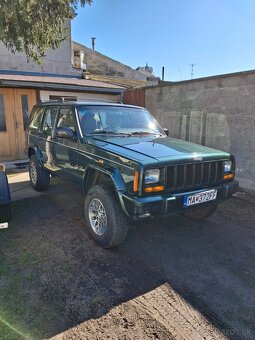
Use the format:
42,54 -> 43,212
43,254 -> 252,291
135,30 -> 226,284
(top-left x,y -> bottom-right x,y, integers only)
133,171 -> 139,192
144,186 -> 165,193
224,173 -> 234,180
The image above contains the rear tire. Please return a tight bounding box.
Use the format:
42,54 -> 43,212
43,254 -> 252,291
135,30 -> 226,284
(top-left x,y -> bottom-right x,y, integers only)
84,185 -> 129,248
29,155 -> 50,192
183,202 -> 218,221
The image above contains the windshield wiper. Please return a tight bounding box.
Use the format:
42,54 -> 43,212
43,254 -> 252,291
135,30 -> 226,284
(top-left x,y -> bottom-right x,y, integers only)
89,130 -> 129,135
129,131 -> 162,136
89,130 -> 162,137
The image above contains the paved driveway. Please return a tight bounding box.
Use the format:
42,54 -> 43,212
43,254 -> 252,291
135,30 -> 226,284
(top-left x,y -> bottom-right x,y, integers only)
0,175 -> 254,339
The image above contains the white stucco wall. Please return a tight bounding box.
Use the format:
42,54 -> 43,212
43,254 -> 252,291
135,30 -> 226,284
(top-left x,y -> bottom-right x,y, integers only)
0,21 -> 78,75
40,90 -> 121,102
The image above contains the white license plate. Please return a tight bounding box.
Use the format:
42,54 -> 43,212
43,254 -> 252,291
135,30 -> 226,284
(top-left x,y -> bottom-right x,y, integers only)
184,189 -> 217,207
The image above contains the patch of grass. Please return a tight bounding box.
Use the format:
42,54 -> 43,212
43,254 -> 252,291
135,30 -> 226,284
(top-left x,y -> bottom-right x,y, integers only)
0,195 -> 87,339
19,250 -> 39,266
61,263 -> 72,274
90,295 -> 103,307
0,239 -> 63,339
0,292 -> 35,340
0,319 -> 26,340
0,265 -> 12,277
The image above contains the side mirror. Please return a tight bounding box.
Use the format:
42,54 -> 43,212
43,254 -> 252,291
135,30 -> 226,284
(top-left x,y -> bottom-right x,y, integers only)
56,127 -> 75,139
163,128 -> 169,136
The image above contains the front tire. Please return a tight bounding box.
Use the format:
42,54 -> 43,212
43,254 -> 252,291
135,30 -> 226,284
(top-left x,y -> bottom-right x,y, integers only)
183,202 -> 218,221
84,185 -> 129,248
29,155 -> 50,192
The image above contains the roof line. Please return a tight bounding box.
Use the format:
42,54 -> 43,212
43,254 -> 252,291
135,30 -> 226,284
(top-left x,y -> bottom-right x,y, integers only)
0,69 -> 81,79
0,80 -> 124,94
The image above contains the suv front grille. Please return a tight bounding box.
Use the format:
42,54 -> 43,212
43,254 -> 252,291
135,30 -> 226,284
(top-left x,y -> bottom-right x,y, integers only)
166,161 -> 224,191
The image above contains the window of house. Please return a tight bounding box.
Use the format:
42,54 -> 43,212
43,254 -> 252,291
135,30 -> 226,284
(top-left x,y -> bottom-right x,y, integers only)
21,95 -> 29,130
41,107 -> 58,135
49,95 -> 77,102
0,95 -> 7,132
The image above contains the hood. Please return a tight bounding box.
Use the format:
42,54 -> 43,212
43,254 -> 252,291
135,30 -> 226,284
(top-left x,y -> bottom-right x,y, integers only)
86,135 -> 230,163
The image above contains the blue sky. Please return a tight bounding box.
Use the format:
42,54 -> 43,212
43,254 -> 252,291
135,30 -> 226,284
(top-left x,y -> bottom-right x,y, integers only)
72,0 -> 255,81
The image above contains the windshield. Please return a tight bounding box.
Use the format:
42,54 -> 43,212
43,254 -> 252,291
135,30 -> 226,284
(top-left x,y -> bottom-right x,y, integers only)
76,105 -> 165,136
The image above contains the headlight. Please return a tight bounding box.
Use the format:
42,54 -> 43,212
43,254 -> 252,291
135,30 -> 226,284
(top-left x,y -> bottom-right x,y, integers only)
144,169 -> 160,184
224,160 -> 232,173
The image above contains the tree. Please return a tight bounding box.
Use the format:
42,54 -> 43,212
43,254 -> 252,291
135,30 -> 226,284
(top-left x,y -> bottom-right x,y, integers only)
0,0 -> 92,63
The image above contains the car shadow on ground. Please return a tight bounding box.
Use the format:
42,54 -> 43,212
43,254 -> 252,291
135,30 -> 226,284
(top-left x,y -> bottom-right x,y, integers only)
0,179 -> 254,339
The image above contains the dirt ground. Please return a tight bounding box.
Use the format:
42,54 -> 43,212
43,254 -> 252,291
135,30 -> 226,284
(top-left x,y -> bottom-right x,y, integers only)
0,176 -> 254,340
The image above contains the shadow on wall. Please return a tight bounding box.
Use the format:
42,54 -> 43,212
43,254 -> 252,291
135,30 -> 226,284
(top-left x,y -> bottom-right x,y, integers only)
156,110 -> 231,152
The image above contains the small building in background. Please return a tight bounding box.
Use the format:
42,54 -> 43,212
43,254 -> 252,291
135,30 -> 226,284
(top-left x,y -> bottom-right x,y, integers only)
72,41 -> 160,86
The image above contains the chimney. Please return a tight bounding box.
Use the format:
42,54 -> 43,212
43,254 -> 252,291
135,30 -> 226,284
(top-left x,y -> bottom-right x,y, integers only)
162,66 -> 165,81
91,37 -> 96,51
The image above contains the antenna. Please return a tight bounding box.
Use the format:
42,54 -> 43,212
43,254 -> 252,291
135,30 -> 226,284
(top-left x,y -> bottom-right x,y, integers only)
177,64 -> 183,80
190,63 -> 197,79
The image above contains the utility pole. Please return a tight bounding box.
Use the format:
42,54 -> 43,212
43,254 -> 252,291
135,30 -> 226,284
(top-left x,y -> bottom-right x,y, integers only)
190,63 -> 197,79
91,37 -> 96,51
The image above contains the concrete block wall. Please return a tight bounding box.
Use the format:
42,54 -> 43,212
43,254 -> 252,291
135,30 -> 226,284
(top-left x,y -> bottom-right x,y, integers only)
145,71 -> 255,192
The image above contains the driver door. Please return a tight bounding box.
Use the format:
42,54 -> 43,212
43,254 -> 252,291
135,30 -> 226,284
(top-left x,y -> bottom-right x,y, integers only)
52,106 -> 80,182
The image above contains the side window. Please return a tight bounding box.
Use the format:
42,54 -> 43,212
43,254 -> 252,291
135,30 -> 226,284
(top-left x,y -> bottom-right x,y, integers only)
29,107 -> 44,130
0,95 -> 6,132
56,107 -> 76,132
21,95 -> 29,130
41,107 -> 58,135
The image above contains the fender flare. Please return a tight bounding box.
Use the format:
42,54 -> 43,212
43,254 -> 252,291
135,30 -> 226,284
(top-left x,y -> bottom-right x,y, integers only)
82,165 -> 130,217
82,165 -> 126,193
28,146 -> 44,167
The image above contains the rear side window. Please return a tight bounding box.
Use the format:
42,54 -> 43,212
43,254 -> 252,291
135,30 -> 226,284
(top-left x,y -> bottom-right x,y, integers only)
29,107 -> 44,129
41,107 -> 59,135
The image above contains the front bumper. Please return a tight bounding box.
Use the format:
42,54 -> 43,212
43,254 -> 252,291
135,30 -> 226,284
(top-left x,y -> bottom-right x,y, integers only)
119,180 -> 239,220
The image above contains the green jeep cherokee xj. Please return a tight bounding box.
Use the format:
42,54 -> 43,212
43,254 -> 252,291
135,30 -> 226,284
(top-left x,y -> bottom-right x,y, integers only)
27,100 -> 238,248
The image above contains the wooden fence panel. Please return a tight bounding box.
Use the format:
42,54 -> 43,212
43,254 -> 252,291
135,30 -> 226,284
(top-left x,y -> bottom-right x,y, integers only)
123,88 -> 145,107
